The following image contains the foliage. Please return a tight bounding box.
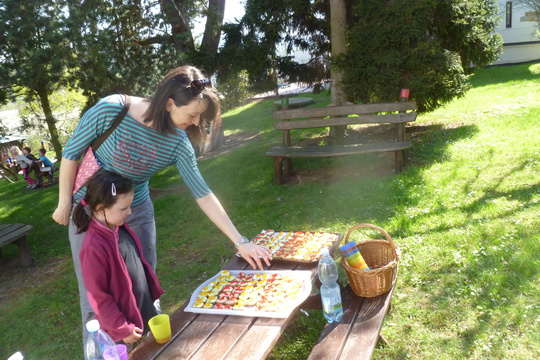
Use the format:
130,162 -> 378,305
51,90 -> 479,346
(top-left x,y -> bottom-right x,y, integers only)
17,88 -> 86,150
334,0 -> 503,112
217,0 -> 330,94
65,0 -> 178,111
215,70 -> 254,111
0,0 -> 72,159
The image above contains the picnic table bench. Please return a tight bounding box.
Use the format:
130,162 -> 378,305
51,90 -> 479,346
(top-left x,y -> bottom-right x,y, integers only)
130,243 -> 395,360
0,223 -> 35,267
267,101 -> 417,184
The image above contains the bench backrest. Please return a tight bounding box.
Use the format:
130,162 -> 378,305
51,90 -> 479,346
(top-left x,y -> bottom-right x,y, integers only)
273,101 -> 417,131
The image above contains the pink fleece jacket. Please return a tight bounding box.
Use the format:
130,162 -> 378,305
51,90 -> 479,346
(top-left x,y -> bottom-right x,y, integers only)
79,217 -> 164,341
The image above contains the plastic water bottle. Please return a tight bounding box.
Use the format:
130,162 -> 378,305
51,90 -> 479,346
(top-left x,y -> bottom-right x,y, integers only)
85,320 -> 119,360
318,249 -> 343,323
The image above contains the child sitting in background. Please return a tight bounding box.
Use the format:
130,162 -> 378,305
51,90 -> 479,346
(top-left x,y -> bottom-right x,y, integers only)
22,147 -> 44,186
72,169 -> 164,344
37,148 -> 55,184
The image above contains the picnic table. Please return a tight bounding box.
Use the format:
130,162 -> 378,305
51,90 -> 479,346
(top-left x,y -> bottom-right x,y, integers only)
130,243 -> 395,360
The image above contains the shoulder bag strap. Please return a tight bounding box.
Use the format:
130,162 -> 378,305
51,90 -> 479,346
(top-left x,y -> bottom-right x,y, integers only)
91,94 -> 132,151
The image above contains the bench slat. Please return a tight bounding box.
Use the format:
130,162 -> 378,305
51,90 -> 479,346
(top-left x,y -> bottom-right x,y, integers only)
273,101 -> 417,121
274,112 -> 416,131
266,142 -> 410,158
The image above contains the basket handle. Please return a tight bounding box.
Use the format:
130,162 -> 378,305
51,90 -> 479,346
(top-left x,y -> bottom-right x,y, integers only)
343,223 -> 398,257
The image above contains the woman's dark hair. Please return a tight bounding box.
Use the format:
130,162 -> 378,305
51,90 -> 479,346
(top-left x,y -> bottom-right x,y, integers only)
72,169 -> 133,234
142,65 -> 221,145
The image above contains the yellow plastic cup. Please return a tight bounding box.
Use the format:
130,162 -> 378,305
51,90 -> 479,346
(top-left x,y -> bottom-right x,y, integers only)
148,314 -> 171,344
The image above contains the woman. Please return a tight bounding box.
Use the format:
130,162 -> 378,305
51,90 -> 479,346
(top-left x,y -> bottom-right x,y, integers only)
52,65 -> 272,341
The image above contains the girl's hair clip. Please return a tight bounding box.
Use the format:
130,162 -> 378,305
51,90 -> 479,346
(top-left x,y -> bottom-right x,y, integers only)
81,199 -> 87,206
111,183 -> 117,196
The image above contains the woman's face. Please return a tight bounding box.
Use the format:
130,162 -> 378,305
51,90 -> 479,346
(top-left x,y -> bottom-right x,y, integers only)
167,97 -> 209,130
99,191 -> 134,229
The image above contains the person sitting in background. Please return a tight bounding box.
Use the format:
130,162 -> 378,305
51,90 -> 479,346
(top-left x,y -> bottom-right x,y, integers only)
37,148 -> 55,184
9,146 -> 38,189
22,146 -> 44,186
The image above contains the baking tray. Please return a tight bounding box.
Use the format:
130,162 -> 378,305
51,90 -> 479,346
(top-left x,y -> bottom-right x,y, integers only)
238,230 -> 343,263
184,270 -> 313,318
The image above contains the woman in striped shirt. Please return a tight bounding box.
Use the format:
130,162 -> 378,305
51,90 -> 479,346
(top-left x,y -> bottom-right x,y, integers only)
52,65 -> 272,343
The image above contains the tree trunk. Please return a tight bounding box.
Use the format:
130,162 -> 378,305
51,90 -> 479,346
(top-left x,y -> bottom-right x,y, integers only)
200,0 -> 226,72
36,87 -> 63,161
159,0 -> 195,58
329,0 -> 347,142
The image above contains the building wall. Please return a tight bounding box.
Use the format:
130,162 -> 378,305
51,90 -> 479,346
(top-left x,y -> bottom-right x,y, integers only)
494,1 -> 540,65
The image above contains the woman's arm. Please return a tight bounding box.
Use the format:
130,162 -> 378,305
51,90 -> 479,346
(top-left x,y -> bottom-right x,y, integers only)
52,158 -> 79,225
196,193 -> 272,270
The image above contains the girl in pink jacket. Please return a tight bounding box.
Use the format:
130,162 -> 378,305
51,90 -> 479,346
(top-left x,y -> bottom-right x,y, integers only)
73,169 -> 164,343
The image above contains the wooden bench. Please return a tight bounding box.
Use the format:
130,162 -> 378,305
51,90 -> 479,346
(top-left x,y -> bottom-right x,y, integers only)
267,101 -> 417,184
0,224 -> 35,267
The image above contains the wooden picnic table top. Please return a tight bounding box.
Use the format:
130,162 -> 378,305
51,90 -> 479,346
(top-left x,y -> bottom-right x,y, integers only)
130,256 -> 319,360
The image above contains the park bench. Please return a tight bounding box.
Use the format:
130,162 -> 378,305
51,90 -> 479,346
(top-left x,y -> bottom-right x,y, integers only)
266,101 -> 417,184
0,223 -> 35,267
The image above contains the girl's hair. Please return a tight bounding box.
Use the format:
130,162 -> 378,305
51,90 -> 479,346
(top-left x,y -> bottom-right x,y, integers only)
9,146 -> 21,155
72,169 -> 133,234
142,65 -> 221,145
23,147 -> 32,153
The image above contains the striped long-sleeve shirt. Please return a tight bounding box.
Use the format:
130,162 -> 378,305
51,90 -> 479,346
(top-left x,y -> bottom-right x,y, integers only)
63,94 -> 211,206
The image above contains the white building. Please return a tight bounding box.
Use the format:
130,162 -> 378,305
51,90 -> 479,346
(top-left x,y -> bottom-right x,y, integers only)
494,1 -> 540,65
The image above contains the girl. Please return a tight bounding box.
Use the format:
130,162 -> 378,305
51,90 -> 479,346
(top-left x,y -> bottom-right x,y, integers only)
73,169 -> 164,343
9,146 -> 37,189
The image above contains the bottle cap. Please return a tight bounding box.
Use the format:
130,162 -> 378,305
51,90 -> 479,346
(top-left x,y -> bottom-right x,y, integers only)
320,248 -> 330,257
86,319 -> 100,333
339,241 -> 357,253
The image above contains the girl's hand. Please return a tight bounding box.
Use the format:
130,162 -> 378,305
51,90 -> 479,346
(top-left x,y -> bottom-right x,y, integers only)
123,326 -> 143,344
238,243 -> 272,270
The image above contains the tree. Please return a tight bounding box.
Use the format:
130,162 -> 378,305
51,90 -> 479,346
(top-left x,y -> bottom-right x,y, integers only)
67,0 -> 227,111
334,0 -> 503,112
217,0 -> 330,95
0,0 -> 71,160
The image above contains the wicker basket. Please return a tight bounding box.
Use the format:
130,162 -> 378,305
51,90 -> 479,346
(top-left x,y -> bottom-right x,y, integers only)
341,223 -> 400,297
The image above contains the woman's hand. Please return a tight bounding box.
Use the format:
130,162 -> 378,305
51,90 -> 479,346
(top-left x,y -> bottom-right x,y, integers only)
123,326 -> 143,344
52,202 -> 72,226
237,243 -> 272,270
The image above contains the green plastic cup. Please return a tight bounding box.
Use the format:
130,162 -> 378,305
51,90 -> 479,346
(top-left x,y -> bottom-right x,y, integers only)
148,314 -> 172,344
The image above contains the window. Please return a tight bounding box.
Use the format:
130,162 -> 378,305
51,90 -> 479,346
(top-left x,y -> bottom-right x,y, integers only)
506,1 -> 513,28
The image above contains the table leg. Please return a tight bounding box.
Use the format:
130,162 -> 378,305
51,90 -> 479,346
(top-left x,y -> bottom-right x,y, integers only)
14,236 -> 34,267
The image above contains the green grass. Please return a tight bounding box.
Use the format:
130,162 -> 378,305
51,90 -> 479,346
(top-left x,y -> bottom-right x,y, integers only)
2,63 -> 540,359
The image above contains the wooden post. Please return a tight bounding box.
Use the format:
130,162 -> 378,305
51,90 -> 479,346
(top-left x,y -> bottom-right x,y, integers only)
396,88 -> 410,171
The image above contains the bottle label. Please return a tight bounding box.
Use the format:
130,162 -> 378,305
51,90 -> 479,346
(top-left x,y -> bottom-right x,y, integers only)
323,297 -> 343,314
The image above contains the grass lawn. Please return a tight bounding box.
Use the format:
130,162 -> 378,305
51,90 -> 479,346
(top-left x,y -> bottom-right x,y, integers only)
1,62 -> 540,359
